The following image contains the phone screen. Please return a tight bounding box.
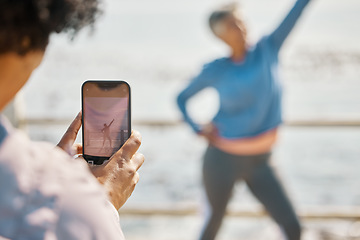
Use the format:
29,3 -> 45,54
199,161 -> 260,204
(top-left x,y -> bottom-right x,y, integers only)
82,80 -> 131,164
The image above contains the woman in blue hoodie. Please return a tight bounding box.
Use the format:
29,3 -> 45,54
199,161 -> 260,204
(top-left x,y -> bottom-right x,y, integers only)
177,1 -> 312,239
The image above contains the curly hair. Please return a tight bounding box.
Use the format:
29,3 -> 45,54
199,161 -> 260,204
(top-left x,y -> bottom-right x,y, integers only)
0,0 -> 102,55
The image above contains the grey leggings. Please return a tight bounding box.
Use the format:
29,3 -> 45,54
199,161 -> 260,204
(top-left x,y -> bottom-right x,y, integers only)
200,146 -> 301,240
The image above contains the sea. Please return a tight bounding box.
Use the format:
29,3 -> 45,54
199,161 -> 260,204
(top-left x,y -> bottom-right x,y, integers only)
19,0 -> 360,239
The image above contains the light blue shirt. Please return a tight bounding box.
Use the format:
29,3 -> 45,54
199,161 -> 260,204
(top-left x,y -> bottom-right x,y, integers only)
177,0 -> 311,139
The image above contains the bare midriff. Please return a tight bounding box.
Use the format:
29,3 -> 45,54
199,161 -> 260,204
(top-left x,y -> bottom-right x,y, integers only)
212,128 -> 278,156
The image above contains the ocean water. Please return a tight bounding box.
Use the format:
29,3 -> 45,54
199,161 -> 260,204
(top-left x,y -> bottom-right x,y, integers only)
19,0 -> 360,238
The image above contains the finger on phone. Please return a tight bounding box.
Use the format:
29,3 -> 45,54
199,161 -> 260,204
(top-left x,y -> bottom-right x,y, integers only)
58,112 -> 82,147
112,130 -> 142,161
66,111 -> 82,138
132,152 -> 145,171
74,143 -> 83,155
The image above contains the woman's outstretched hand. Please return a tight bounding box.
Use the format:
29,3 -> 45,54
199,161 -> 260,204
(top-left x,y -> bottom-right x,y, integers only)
57,112 -> 145,210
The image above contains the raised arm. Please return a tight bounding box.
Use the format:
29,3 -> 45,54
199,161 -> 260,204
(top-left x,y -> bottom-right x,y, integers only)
268,0 -> 311,51
177,63 -> 216,133
108,119 -> 115,127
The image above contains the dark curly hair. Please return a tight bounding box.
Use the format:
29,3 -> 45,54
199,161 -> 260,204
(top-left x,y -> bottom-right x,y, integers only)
0,0 -> 102,55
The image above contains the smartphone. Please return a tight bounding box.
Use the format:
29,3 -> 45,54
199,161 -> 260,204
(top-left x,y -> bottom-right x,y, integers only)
82,80 -> 131,165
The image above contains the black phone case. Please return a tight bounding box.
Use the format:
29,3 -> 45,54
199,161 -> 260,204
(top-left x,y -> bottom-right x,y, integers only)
81,80 -> 131,165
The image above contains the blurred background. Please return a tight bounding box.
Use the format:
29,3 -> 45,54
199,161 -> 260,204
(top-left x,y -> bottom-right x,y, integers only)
6,0 -> 360,239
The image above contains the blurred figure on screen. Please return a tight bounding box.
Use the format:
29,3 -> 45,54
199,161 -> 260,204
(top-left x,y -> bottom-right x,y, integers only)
177,0 -> 313,239
102,119 -> 114,148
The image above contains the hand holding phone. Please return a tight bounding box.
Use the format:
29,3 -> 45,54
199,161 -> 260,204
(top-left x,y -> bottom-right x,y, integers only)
57,113 -> 144,210
82,80 -> 131,165
91,130 -> 144,209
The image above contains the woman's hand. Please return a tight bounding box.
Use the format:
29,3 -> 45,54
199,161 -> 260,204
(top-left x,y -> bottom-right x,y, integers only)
91,131 -> 144,209
57,112 -> 145,210
199,123 -> 219,144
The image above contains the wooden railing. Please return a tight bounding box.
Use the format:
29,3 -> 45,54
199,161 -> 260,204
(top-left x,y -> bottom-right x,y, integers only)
12,118 -> 360,128
120,206 -> 360,220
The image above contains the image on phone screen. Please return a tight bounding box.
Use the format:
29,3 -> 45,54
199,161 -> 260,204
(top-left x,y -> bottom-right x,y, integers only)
82,80 -> 131,164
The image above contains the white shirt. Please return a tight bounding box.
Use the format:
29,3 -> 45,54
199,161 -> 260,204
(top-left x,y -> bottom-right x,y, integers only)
0,117 -> 125,240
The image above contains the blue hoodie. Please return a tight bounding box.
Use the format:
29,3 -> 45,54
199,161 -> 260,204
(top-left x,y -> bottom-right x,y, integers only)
177,0 -> 311,139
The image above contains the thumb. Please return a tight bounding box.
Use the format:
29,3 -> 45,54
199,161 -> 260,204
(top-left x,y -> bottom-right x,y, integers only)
109,130 -> 141,164
57,111 -> 82,152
